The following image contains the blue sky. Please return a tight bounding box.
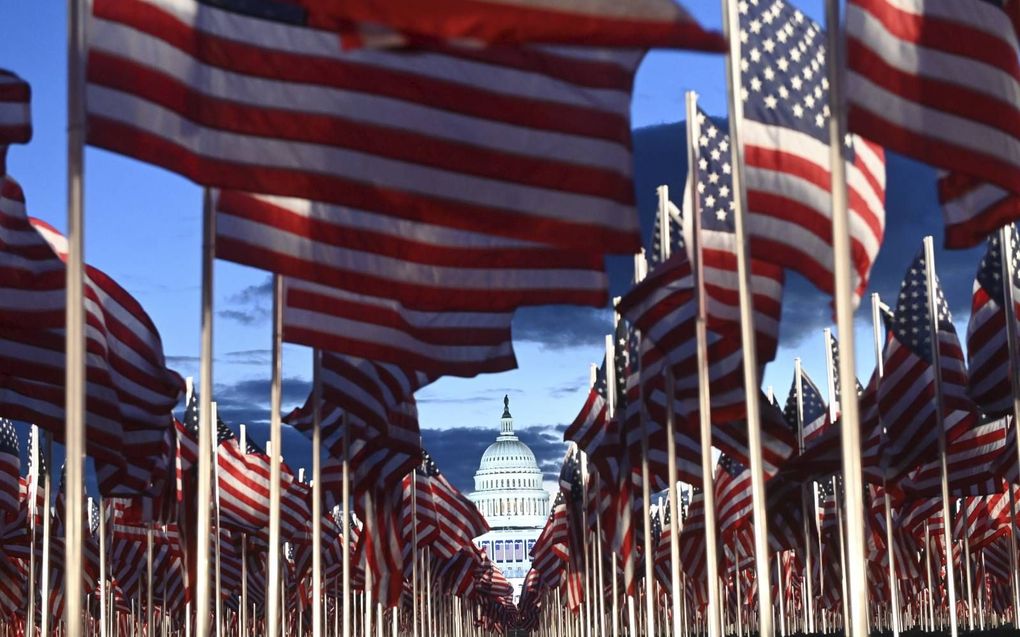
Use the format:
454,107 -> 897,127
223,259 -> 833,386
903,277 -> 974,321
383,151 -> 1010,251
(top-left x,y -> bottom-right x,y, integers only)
3,1 -> 987,495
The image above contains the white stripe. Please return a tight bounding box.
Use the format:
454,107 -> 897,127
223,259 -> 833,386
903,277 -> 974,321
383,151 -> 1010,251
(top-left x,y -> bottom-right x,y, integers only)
942,180 -> 1010,225
875,0 -> 1019,46
87,85 -> 636,229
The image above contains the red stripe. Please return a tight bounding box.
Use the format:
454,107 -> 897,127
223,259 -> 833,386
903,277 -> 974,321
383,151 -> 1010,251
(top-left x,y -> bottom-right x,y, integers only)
89,117 -> 639,254
302,0 -> 725,50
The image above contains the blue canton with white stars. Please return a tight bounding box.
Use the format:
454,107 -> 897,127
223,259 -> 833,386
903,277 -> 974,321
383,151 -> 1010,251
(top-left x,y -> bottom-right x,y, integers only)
977,225 -> 1020,306
783,372 -> 827,430
719,454 -> 746,478
694,107 -> 736,234
739,0 -> 843,150
893,249 -> 953,363
0,419 -> 18,457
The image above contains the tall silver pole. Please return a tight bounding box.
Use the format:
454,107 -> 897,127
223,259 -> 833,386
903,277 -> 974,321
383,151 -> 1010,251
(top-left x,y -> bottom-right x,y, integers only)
342,415 -> 352,637
1010,486 -> 1020,624
719,2 -> 773,634
39,433 -> 52,637
241,534 -> 248,637
603,333 -> 620,637
820,2 -> 871,636
412,454 -> 420,637
312,349 -> 324,637
196,188 -> 216,637
684,90 -> 723,637
870,294 -> 902,637
964,537 -> 974,631
98,495 -> 107,637
922,236 -> 959,637
214,403 -> 224,637
639,403 -> 656,637
65,0 -> 87,633
27,426 -> 39,637
266,275 -> 284,636
147,526 -> 155,634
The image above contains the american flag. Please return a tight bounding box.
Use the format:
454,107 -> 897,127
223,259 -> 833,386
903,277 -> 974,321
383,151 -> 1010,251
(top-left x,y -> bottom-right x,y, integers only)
217,191 -> 611,313
877,246 -> 978,479
847,0 -> 1020,249
686,107 -> 785,361
938,173 -> 1020,250
817,479 -> 839,535
282,276 -> 516,377
740,0 -> 886,305
563,356 -> 608,457
0,419 -> 18,516
559,448 -> 585,612
782,369 -> 830,447
417,449 -> 489,558
530,492 -> 569,589
652,502 -> 672,595
297,0 -> 725,49
0,69 -> 31,159
87,0 -> 648,258
354,483 -> 406,608
966,227 -> 1020,418
715,454 -> 752,541
215,420 -> 272,533
901,417 -> 1010,498
0,176 -> 183,495
828,331 -> 864,409
678,488 -> 708,607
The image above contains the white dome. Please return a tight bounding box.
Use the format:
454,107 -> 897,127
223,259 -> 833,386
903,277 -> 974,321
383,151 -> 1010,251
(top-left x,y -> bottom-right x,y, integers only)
468,396 -> 550,530
478,439 -> 539,472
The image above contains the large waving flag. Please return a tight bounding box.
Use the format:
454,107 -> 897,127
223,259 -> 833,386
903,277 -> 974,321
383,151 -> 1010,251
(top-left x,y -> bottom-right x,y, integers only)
848,0 -> 1020,249
738,0 -> 886,305
86,0 -> 644,257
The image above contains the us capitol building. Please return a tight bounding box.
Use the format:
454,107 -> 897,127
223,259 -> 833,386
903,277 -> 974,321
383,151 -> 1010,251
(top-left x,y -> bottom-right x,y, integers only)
468,396 -> 550,603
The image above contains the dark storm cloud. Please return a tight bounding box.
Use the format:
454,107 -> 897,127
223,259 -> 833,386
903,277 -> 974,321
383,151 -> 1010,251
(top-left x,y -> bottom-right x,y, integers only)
185,376 -> 311,429
512,306 -> 614,350
421,424 -> 569,493
218,276 -> 273,325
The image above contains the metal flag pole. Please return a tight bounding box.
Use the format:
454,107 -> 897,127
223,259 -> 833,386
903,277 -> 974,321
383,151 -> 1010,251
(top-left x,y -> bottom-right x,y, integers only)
65,0 -> 87,633
821,2 -> 870,636
412,451 -> 420,637
718,2 -> 773,634
148,525 -> 155,635
241,533 -> 248,637
39,432 -> 52,637
214,404 -> 224,637
922,236 -> 959,637
684,90 -> 723,637
1010,485 -> 1020,624
312,349 -> 324,637
776,553 -> 786,637
342,414 -> 352,637
239,423 -> 248,637
27,426 -> 39,637
964,536 -> 974,631
793,358 -> 815,634
603,333 -> 620,637
266,274 -> 284,637
580,448 -> 593,637
924,521 -> 935,630
998,223 -> 1020,622
870,294 -> 901,637
196,187 -> 216,637
98,495 -> 108,637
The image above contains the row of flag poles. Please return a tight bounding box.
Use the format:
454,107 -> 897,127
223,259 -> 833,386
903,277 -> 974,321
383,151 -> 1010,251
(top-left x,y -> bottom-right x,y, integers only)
2,0 -> 1020,635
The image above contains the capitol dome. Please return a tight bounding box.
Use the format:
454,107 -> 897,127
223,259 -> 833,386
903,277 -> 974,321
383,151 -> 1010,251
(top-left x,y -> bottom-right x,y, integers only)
468,396 -> 549,529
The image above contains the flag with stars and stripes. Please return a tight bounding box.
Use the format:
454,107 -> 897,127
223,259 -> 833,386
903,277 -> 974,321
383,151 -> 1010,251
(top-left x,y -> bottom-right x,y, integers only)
652,501 -> 672,595
0,419 -> 18,515
715,454 -> 752,541
417,449 -> 489,558
966,226 -> 1020,418
678,488 -> 708,607
564,357 -> 608,457
828,331 -> 864,412
783,369 -> 830,447
558,448 -> 585,612
684,107 -> 785,362
848,0 -> 1020,249
877,246 -> 978,479
738,0 -> 886,305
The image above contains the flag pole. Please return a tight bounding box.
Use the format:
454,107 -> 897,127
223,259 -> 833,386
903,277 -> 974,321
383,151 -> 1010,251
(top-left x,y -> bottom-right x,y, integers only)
39,432 -> 52,637
65,0 -> 87,632
684,89 -> 724,637
793,358 -> 816,634
922,236 -> 958,637
870,293 -> 901,637
412,450 -> 420,637
27,426 -> 39,637
821,1 -> 870,633
719,1 -> 773,634
196,187 -> 216,637
98,494 -> 107,637
148,525 -> 155,634
214,403 -> 224,637
266,274 -> 284,637
312,348 -> 323,637
603,333 -> 620,637
342,413 -> 352,637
